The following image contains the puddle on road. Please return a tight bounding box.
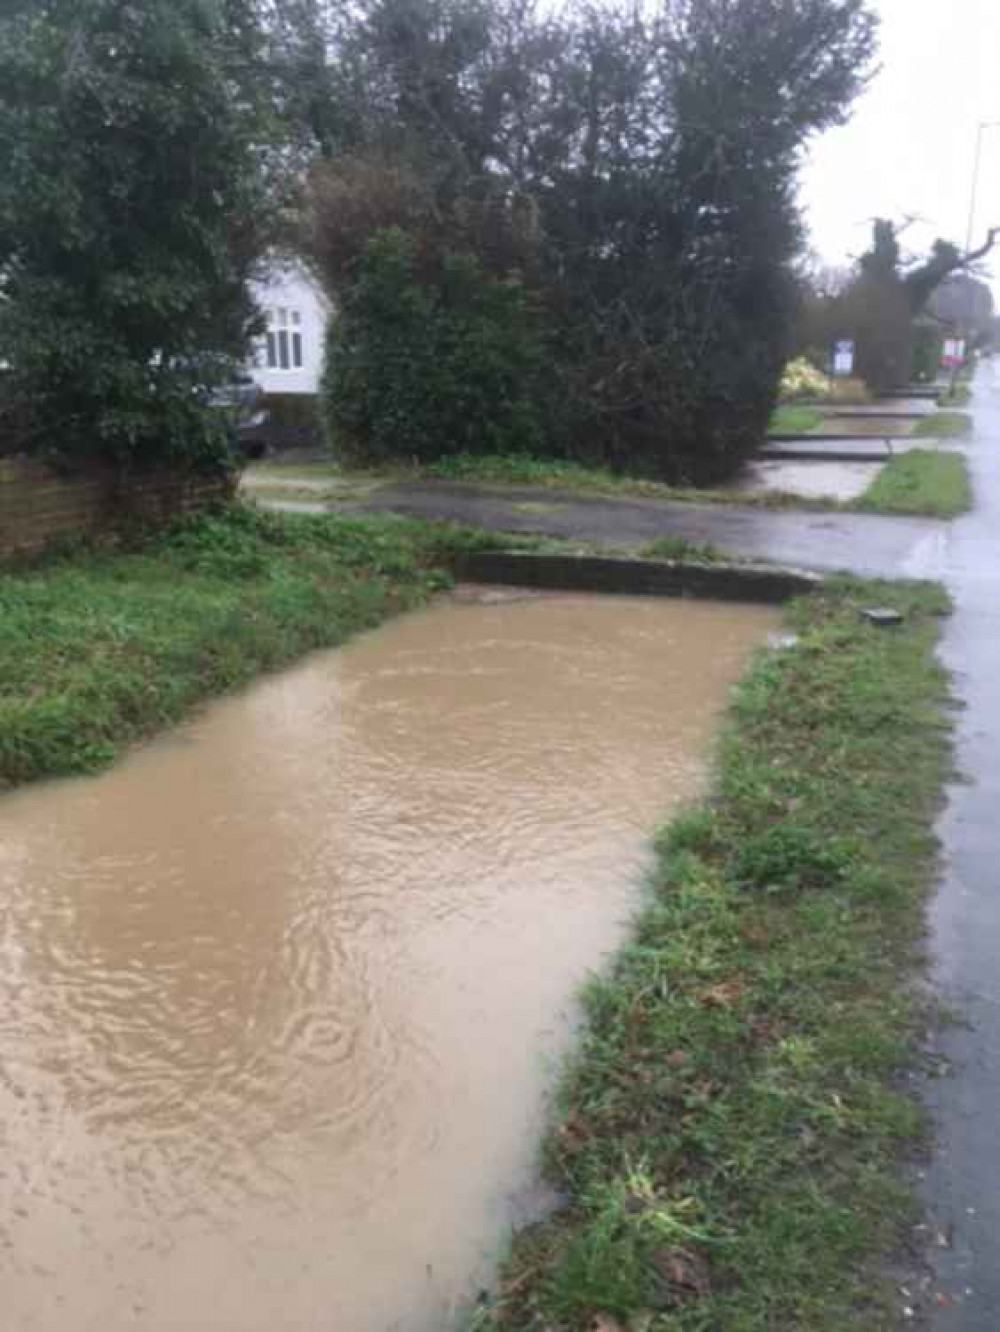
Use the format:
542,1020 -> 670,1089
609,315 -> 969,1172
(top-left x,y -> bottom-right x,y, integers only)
0,594 -> 774,1332
739,457 -> 884,500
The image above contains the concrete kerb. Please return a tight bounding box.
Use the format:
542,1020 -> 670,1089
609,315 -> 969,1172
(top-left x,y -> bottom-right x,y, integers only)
768,432 -> 900,447
452,550 -> 824,604
764,443 -> 894,463
825,409 -> 929,421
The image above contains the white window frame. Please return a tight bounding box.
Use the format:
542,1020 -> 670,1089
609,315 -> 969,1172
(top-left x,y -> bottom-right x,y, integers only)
263,307 -> 304,372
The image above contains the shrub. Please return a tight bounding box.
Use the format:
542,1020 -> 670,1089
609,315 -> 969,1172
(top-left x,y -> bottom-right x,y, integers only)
911,320 -> 944,384
323,229 -> 545,466
780,357 -> 833,402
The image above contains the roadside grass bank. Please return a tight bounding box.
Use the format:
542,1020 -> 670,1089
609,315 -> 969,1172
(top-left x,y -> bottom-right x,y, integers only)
477,577 -> 953,1332
245,454 -> 820,509
416,452 -> 971,519
243,456 -> 821,512
914,411 -> 972,439
0,504 -> 518,790
420,453 -> 783,506
856,450 -> 972,519
768,405 -> 824,435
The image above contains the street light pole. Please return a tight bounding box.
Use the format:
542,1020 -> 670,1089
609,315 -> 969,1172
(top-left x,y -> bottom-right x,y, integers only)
965,120 -> 1000,256
953,120 -> 1000,390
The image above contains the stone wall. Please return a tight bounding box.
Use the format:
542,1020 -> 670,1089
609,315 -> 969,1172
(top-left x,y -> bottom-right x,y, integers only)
0,456 -> 234,560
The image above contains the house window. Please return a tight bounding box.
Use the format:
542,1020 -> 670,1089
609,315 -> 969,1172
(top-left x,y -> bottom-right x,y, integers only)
265,307 -> 304,371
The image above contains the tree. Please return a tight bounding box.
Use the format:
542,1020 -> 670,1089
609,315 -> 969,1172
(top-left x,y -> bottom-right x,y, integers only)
0,0 -> 273,470
806,219 -> 999,394
927,272 -> 995,343
303,0 -> 879,483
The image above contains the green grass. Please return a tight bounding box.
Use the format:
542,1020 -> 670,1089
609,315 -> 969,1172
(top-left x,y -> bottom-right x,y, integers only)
478,577 -> 953,1332
768,405 -> 824,435
420,453 -> 814,509
420,452 -> 970,518
0,504 -> 524,789
426,452 -> 670,496
938,385 -> 971,408
857,449 -> 972,518
641,536 -> 731,563
914,411 -> 972,439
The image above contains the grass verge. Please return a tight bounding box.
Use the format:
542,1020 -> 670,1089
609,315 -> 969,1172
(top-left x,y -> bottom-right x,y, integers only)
857,450 -> 972,519
0,504 -> 522,789
424,452 -> 968,518
937,385 -> 971,408
768,405 -> 824,435
478,577 -> 953,1332
244,447 -> 971,522
419,453 -> 823,510
914,412 -> 972,439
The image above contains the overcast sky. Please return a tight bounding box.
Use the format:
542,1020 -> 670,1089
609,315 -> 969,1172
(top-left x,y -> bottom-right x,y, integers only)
801,0 -> 1000,289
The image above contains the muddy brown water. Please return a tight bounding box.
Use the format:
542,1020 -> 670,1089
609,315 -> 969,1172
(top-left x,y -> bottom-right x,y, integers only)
0,593 -> 774,1332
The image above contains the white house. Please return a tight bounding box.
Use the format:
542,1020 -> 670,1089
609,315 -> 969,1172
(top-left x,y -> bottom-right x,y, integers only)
248,260 -> 329,397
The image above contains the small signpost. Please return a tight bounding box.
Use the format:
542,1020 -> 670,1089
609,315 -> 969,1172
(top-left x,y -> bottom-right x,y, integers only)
942,338 -> 967,371
832,339 -> 855,377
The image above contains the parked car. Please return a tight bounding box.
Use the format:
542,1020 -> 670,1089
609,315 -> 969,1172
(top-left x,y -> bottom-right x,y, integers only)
206,371 -> 270,460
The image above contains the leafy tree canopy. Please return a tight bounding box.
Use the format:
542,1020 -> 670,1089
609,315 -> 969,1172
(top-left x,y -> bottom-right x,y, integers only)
0,0 -> 274,469
300,0 -> 879,482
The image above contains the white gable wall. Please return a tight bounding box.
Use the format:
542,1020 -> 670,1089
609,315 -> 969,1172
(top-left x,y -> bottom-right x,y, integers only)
248,262 -> 329,396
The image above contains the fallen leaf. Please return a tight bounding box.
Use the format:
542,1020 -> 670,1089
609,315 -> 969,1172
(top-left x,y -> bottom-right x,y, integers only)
588,1316 -> 626,1332
702,979 -> 744,1008
557,1118 -> 588,1155
652,1247 -> 711,1298
666,1050 -> 689,1069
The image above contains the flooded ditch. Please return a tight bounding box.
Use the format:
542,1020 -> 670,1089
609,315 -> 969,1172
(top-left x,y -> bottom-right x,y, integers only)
0,592 -> 775,1331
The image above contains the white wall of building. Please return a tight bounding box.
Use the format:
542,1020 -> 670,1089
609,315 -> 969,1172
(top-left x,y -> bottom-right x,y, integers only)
248,261 -> 329,396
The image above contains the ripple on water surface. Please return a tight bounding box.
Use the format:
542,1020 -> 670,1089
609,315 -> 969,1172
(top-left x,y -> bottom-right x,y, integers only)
0,593 -> 775,1331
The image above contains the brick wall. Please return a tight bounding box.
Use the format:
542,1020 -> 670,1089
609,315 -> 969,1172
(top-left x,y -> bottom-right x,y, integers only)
0,456 -> 235,560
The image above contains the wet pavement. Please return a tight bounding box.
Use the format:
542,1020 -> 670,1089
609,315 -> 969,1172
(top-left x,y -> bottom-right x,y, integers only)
829,398 -> 939,417
737,457 -> 881,501
801,415 -> 917,438
347,480 -> 947,579
922,366 -> 1000,1329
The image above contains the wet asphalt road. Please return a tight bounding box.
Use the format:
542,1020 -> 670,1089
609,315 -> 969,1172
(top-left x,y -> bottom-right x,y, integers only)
923,369 -> 1000,1329
351,480 -> 948,579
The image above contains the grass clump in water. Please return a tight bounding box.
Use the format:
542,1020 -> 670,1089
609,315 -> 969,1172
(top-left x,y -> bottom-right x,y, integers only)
478,576 -> 953,1332
0,503 -> 516,789
641,536 -> 730,563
